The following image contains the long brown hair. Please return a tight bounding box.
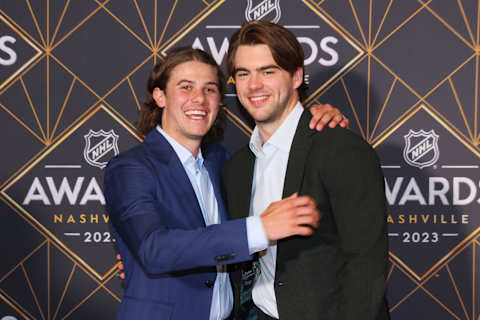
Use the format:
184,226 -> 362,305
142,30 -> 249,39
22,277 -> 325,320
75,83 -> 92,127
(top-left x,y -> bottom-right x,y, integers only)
136,46 -> 226,143
226,21 -> 308,101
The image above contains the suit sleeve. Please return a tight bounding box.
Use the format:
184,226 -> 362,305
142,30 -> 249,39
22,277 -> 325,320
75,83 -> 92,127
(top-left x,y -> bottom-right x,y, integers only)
320,130 -> 388,319
104,155 -> 252,276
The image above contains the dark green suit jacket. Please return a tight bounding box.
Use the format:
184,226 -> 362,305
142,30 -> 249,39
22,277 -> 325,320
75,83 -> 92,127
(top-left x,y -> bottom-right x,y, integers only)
222,110 -> 389,320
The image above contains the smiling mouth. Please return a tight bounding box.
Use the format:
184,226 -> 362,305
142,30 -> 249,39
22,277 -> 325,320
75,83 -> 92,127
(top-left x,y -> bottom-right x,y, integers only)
185,110 -> 207,119
248,95 -> 269,105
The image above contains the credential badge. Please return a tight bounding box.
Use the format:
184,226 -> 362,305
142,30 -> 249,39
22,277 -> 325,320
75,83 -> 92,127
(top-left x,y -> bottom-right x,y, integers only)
245,0 -> 281,23
403,129 -> 439,169
83,129 -> 119,169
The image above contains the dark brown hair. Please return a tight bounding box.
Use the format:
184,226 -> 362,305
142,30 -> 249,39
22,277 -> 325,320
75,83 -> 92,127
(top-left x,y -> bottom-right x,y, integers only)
136,46 -> 225,143
226,21 -> 308,101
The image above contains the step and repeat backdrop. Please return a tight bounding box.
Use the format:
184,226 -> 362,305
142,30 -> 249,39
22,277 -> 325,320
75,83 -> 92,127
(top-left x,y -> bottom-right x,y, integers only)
0,0 -> 479,319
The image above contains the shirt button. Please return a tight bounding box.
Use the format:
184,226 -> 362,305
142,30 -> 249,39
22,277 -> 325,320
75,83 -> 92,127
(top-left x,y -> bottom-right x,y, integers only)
276,280 -> 286,287
205,280 -> 214,288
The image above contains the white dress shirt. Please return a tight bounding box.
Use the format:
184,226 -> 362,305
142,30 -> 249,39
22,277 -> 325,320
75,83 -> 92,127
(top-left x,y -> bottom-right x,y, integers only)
156,126 -> 268,320
249,103 -> 304,319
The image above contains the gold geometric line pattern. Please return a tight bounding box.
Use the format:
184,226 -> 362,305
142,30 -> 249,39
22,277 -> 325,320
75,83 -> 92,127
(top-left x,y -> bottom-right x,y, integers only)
127,77 -> 142,111
388,260 -> 464,319
50,238 -> 121,303
369,78 -> 397,142
159,0 -> 225,53
340,77 -> 366,141
348,0 -> 367,47
50,0 -> 70,46
302,0 -> 365,106
387,263 -> 394,282
158,0 -> 179,48
0,288 -> 36,320
0,51 -> 45,96
47,240 -> 50,320
94,0 -> 151,50
25,0 -> 46,48
387,232 -> 480,317
222,106 -> 252,137
419,1 -> 474,50
372,1 -> 433,52
59,271 -> 120,320
371,0 -> 393,48
50,78 -> 76,139
20,263 -> 45,320
476,55 -> 479,143
52,264 -> 76,320
19,77 -> 47,141
0,102 -> 46,145
1,103 -> 142,281
50,5 -> 105,51
448,77 -> 474,141
445,264 -> 470,320
472,241 -> 476,318
455,0 -> 475,42
133,0 -> 154,48
0,240 -> 48,284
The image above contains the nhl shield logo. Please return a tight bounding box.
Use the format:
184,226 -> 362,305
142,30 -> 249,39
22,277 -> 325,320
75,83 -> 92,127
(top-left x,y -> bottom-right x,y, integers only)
403,129 -> 440,169
245,0 -> 281,23
83,129 -> 119,169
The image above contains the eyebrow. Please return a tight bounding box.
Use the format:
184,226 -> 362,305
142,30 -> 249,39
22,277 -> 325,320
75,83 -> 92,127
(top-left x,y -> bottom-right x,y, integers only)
176,79 -> 219,87
234,65 -> 280,74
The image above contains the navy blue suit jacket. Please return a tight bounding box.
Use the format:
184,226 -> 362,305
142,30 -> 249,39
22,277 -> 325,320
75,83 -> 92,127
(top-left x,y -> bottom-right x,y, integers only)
104,129 -> 252,320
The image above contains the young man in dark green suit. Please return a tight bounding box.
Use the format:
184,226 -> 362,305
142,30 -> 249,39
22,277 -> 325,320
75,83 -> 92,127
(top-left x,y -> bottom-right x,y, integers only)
223,21 -> 389,320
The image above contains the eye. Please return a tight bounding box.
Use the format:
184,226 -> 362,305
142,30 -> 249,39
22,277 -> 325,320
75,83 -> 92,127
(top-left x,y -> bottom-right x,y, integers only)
181,84 -> 192,90
236,71 -> 248,79
204,87 -> 218,94
263,69 -> 275,76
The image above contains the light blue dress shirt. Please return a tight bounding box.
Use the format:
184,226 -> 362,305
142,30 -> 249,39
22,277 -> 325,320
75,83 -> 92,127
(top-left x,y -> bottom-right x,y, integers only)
248,103 -> 304,319
156,126 -> 267,320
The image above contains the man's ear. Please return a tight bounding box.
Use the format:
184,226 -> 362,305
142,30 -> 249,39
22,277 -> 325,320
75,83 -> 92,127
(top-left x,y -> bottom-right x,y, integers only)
293,67 -> 303,89
152,87 -> 166,108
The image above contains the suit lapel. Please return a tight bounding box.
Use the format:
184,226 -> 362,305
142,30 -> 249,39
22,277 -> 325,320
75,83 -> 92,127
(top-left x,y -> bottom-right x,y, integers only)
230,149 -> 255,220
144,130 -> 205,227
282,110 -> 315,198
203,153 -> 228,223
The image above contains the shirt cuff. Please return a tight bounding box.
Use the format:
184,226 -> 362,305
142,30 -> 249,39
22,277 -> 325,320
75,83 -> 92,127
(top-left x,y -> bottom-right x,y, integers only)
246,216 -> 268,255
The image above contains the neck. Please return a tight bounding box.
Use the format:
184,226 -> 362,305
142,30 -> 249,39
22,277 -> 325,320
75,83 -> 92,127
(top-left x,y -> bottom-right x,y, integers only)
257,99 -> 299,143
182,140 -> 201,158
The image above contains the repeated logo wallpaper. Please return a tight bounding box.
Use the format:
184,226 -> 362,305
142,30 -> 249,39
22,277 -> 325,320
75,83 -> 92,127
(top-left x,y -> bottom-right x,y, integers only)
0,0 -> 478,319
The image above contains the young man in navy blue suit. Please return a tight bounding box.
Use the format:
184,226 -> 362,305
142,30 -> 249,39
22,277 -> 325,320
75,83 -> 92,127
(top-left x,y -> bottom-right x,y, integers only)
105,47 -> 346,320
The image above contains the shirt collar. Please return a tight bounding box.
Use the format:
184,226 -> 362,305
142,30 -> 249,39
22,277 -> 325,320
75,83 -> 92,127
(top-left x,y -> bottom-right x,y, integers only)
249,102 -> 304,156
156,125 -> 203,168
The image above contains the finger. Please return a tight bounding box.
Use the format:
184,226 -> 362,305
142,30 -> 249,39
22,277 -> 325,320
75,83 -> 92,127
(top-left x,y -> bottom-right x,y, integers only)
328,114 -> 343,128
120,272 -> 125,280
315,117 -> 331,131
292,226 -> 315,236
296,214 -> 320,228
289,195 -> 316,207
116,253 -> 121,261
118,263 -> 124,270
340,118 -> 349,128
309,112 -> 323,129
287,192 -> 298,199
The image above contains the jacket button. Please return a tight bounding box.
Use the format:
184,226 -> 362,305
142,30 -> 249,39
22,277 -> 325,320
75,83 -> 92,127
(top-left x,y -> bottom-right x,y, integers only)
205,280 -> 214,288
276,280 -> 285,287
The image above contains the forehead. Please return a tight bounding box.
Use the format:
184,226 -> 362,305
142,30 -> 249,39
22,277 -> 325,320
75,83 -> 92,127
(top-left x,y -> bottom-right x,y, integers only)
234,44 -> 277,68
168,60 -> 218,83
